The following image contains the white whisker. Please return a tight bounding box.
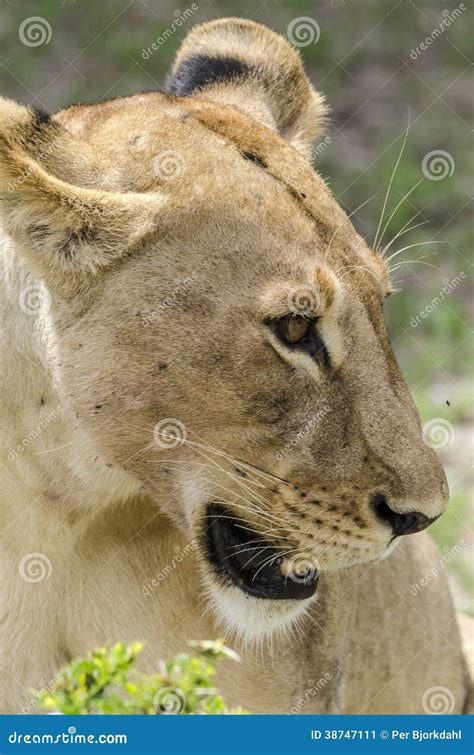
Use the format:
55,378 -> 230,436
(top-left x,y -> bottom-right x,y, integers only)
373,115 -> 410,251
376,178 -> 423,251
386,240 -> 443,265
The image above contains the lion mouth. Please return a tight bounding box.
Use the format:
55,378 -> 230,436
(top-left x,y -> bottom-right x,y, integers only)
203,502 -> 319,600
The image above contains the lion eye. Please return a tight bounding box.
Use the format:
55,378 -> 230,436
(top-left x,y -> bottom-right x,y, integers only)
276,315 -> 309,345
269,314 -> 330,367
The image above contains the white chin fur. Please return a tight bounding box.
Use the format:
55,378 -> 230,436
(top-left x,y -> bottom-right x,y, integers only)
205,579 -> 317,644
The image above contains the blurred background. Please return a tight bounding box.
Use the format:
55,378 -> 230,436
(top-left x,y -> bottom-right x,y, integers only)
1,0 -> 472,609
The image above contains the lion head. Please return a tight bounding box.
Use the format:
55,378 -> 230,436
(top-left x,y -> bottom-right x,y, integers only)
0,19 -> 448,640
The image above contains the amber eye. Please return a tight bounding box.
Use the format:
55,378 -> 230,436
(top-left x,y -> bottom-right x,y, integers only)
275,315 -> 309,345
268,314 -> 330,367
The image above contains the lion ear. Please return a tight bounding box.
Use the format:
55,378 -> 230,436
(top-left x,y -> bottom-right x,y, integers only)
0,98 -> 163,290
166,18 -> 327,159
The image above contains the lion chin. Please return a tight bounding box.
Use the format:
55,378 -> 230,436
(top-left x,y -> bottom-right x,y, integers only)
200,541 -> 396,644
204,578 -> 318,644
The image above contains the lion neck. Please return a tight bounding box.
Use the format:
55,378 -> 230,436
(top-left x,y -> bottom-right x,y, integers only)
0,233 -> 141,550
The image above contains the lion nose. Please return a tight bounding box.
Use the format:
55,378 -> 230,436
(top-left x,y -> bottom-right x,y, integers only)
372,493 -> 440,537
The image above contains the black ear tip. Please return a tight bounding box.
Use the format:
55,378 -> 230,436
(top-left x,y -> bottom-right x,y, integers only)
30,107 -> 51,125
166,54 -> 250,98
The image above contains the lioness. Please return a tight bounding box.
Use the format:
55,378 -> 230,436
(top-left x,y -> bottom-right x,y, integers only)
0,18 -> 471,714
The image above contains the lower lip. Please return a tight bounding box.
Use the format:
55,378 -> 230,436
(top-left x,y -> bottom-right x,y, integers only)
204,502 -> 319,600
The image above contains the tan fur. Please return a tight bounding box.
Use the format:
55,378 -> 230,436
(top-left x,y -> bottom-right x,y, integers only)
0,19 -> 470,714
166,18 -> 327,158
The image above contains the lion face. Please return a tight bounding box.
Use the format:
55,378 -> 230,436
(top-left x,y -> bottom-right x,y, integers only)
53,168 -> 447,639
0,19 -> 448,640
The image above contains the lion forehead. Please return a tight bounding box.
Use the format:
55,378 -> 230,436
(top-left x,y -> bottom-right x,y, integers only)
54,92 -> 387,297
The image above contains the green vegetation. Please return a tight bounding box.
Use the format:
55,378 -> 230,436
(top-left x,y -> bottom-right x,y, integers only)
38,640 -> 246,715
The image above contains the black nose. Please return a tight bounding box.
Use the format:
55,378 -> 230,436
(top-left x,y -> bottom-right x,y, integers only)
372,494 -> 437,536
204,503 -> 319,600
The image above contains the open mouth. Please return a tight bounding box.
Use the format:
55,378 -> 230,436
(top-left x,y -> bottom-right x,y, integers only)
204,502 -> 319,600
